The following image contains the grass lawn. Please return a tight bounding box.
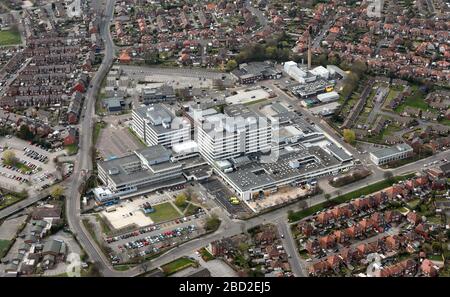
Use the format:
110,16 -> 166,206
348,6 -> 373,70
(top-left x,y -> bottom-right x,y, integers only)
147,202 -> 182,223
3,160 -> 32,173
396,207 -> 410,214
427,216 -> 442,225
288,174 -> 415,222
161,257 -> 197,276
0,194 -> 25,210
127,127 -> 146,146
199,247 -> 215,262
65,144 -> 79,156
428,254 -> 444,261
0,239 -> 11,258
438,118 -> 450,127
185,204 -> 200,216
406,199 -> 421,209
0,29 -> 21,46
93,122 -> 107,145
16,161 -> 32,173
395,85 -> 431,112
113,264 -> 135,271
95,214 -> 112,235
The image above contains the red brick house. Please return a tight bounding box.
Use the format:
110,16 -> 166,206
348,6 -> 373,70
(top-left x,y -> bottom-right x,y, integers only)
316,211 -> 335,225
420,259 -> 439,277
370,212 -> 385,229
385,235 -> 403,251
345,225 -> 362,239
407,212 -> 422,225
414,223 -> 430,239
297,222 -> 314,237
308,261 -> 328,276
333,230 -> 348,244
326,255 -> 341,270
385,210 -> 402,223
306,239 -> 320,255
63,128 -> 78,146
358,218 -> 374,233
319,234 -> 336,249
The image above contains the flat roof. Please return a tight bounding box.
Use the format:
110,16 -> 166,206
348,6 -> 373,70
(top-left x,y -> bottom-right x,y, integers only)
326,143 -> 353,162
135,104 -> 172,125
225,89 -> 270,105
134,104 -> 190,134
370,143 -> 413,159
104,97 -> 124,108
98,146 -> 181,186
223,145 -> 341,192
309,102 -> 341,115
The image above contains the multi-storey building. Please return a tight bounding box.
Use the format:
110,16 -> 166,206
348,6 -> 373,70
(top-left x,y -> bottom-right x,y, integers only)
192,104 -> 272,162
132,104 -> 191,148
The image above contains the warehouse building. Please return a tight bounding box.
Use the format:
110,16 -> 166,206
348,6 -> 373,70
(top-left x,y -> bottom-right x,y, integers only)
231,61 -> 281,84
369,143 -> 413,165
96,146 -> 185,202
317,91 -> 339,103
141,85 -> 176,104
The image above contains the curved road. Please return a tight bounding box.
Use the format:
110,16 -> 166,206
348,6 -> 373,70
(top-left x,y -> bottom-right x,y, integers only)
65,0 -> 122,277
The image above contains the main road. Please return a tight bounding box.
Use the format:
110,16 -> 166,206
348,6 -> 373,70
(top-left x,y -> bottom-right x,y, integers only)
65,0 -> 123,277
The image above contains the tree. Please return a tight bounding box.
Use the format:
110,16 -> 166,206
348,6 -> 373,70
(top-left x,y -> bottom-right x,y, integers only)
324,193 -> 331,201
205,214 -> 221,231
2,150 -> 17,165
343,129 -> 356,144
17,125 -> 34,141
432,242 -> 443,254
51,185 -> 64,200
174,193 -> 187,208
350,61 -> 367,76
265,46 -> 277,59
383,171 -> 394,181
225,59 -> 238,72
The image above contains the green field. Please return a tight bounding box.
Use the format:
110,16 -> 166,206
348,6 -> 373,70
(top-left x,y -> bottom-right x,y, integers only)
184,203 -> 200,216
176,202 -> 200,216
147,202 -> 182,223
3,159 -> 32,173
198,247 -> 215,262
288,174 -> 415,222
93,122 -> 107,145
65,144 -> 79,156
406,199 -> 421,209
0,29 -> 21,46
0,239 -> 11,258
161,257 -> 197,275
438,118 -> 450,127
0,194 -> 24,210
394,85 -> 431,112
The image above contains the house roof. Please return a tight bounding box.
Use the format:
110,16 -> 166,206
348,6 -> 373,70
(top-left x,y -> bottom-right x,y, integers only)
43,239 -> 66,255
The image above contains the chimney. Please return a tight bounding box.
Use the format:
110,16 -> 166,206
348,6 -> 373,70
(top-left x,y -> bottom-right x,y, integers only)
307,26 -> 312,70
